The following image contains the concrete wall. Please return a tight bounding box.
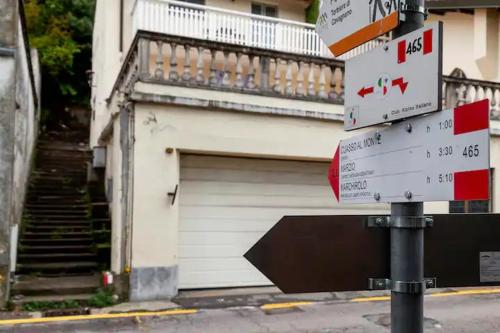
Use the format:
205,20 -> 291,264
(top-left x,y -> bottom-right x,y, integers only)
0,0 -> 18,306
0,0 -> 40,305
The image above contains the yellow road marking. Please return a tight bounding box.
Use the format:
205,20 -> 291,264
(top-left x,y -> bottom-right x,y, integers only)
261,301 -> 313,310
351,296 -> 391,303
0,308 -> 198,326
352,288 -> 500,303
429,288 -> 500,298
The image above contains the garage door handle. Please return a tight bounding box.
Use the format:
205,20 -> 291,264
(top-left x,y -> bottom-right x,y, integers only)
167,185 -> 179,206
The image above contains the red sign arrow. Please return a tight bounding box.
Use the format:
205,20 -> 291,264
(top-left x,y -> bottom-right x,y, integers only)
358,77 -> 409,98
392,77 -> 409,94
328,147 -> 340,202
357,86 -> 374,98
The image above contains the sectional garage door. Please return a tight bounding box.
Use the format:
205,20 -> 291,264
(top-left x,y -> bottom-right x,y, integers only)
178,154 -> 345,289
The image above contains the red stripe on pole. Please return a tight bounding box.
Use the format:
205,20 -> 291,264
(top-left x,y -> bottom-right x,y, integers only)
423,29 -> 433,55
454,169 -> 489,201
398,40 -> 406,64
328,147 -> 340,202
453,99 -> 490,135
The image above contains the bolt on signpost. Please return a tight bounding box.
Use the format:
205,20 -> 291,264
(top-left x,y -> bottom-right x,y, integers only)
245,1 -> 493,333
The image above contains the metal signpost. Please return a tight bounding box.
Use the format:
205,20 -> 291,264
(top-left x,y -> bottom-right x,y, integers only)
344,22 -> 442,130
244,1 -> 495,333
390,3 -> 429,332
330,100 -> 490,204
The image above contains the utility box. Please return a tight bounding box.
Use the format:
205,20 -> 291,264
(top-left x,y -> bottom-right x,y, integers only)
93,146 -> 106,168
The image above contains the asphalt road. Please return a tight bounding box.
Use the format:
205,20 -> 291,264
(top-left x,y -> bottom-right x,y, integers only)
3,292 -> 500,332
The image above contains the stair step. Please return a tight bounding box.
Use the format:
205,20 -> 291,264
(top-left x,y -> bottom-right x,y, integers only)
18,253 -> 97,264
25,209 -> 88,215
27,196 -> 85,201
22,232 -> 92,238
28,189 -> 85,193
25,222 -> 91,228
16,262 -> 99,273
36,164 -> 86,169
25,204 -> 88,209
25,215 -> 90,221
19,245 -> 93,253
24,226 -> 91,233
11,294 -> 95,305
25,225 -> 91,231
31,182 -> 86,187
32,171 -> 86,177
20,238 -> 93,245
12,275 -> 100,297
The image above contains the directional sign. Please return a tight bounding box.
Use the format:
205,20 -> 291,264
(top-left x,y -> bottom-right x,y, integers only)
345,22 -> 443,130
244,214 -> 500,294
329,100 -> 490,204
244,215 -> 389,293
316,0 -> 399,57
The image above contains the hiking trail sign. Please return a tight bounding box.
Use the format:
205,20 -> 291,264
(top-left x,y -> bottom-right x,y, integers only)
329,99 -> 490,204
316,0 -> 399,57
345,22 -> 443,130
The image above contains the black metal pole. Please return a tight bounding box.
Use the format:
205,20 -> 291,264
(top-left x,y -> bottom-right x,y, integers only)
391,1 -> 426,333
391,203 -> 424,333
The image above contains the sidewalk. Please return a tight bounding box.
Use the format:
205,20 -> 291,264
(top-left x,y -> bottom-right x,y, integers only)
2,285 -> 500,326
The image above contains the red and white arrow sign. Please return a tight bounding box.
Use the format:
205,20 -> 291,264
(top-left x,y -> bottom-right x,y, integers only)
329,100 -> 490,204
357,77 -> 409,98
345,22 -> 442,130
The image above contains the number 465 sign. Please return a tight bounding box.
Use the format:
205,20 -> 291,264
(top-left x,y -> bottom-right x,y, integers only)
403,34 -> 426,58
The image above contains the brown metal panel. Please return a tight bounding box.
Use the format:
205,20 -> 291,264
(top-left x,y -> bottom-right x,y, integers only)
426,214 -> 500,288
244,215 -> 389,293
245,214 -> 500,294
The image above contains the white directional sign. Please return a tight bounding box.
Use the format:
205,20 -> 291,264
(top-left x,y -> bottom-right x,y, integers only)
316,0 -> 399,57
345,22 -> 443,131
328,100 -> 490,204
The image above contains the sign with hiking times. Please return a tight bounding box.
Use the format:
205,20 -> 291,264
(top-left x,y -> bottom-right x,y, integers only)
344,22 -> 443,131
316,0 -> 400,57
328,100 -> 490,204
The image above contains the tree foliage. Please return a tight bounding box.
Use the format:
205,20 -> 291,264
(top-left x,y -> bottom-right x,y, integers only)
306,0 -> 320,24
25,0 -> 95,113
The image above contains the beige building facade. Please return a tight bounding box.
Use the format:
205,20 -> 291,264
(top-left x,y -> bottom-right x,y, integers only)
91,0 -> 500,300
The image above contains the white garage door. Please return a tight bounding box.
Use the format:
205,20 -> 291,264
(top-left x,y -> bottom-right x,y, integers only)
178,154 -> 343,289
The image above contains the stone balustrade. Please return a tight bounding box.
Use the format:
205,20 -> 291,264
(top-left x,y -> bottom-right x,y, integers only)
131,33 -> 346,104
443,76 -> 500,118
114,31 -> 500,120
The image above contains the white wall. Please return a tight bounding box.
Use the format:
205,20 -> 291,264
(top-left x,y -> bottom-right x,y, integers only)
129,103 -> 375,269
205,0 -> 306,22
126,101 -> 500,270
428,10 -> 500,81
91,0 -> 124,147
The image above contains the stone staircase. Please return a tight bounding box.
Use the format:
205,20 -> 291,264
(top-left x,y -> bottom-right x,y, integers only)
11,134 -> 111,305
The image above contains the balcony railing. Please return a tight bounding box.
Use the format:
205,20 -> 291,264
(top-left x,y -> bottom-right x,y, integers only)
443,76 -> 500,118
131,0 -> 385,59
112,32 -> 500,120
